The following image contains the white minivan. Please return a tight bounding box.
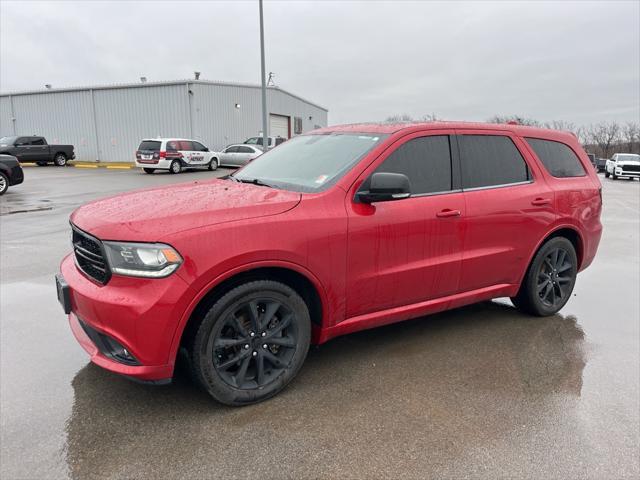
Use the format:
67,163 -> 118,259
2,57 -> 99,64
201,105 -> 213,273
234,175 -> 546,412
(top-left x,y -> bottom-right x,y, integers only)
135,138 -> 219,174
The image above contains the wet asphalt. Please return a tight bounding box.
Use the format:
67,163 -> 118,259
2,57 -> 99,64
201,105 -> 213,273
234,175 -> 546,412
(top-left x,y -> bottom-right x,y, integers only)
0,167 -> 638,479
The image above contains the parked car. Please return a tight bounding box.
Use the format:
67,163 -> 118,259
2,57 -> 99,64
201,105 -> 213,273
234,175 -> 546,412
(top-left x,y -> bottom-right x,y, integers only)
0,136 -> 75,166
605,153 -> 640,180
57,122 -> 602,406
595,157 -> 608,172
244,136 -> 286,151
218,144 -> 262,167
135,138 -> 219,174
586,153 -> 597,168
0,154 -> 24,195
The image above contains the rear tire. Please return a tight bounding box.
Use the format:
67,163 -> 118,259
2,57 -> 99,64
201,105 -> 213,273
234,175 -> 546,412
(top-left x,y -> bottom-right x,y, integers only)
511,237 -> 577,317
53,153 -> 67,167
0,172 -> 8,195
170,160 -> 181,174
187,280 -> 311,406
143,168 -> 155,174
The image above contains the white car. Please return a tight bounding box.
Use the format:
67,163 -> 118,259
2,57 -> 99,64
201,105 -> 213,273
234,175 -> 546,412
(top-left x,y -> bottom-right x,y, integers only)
218,144 -> 262,167
135,138 -> 219,174
605,153 -> 640,180
244,136 -> 286,151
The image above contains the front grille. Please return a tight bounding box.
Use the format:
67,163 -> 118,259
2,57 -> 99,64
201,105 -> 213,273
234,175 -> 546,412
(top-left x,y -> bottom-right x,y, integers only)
72,226 -> 110,284
621,164 -> 640,173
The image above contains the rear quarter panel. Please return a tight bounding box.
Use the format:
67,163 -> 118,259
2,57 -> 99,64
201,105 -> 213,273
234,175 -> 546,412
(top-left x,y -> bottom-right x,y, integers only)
519,132 -> 602,271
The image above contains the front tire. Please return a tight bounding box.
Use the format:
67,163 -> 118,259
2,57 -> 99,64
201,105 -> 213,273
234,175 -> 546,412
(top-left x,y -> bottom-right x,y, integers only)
612,172 -> 617,180
143,168 -> 155,174
0,172 -> 8,195
53,153 -> 67,167
208,158 -> 218,171
511,237 -> 577,316
605,170 -> 610,178
188,280 -> 311,406
169,160 -> 181,174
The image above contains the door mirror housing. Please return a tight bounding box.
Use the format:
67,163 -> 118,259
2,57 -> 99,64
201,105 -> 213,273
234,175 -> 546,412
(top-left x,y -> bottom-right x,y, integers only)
357,172 -> 411,203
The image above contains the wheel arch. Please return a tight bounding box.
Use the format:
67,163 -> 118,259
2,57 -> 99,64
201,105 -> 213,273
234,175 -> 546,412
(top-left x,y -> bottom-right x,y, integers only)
173,262 -> 326,362
517,225 -> 585,289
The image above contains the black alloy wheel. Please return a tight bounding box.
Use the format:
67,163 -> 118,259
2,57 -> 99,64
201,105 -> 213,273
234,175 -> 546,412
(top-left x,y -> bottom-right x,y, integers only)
189,280 -> 311,405
511,237 -> 577,316
211,298 -> 298,389
535,248 -> 574,309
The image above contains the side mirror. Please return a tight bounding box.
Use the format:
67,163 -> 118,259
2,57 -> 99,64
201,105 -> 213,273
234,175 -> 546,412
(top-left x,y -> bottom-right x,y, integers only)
357,172 -> 411,203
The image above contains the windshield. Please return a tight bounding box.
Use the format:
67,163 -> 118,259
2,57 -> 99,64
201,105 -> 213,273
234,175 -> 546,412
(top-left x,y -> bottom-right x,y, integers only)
244,137 -> 261,145
617,154 -> 640,162
0,136 -> 17,145
233,133 -> 387,193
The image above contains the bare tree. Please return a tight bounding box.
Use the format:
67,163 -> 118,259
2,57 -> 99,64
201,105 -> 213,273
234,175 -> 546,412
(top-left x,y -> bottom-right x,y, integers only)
588,122 -> 621,159
622,121 -> 640,154
384,113 -> 414,123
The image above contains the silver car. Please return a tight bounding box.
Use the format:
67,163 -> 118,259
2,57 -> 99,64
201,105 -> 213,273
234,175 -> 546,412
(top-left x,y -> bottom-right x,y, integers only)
218,144 -> 262,167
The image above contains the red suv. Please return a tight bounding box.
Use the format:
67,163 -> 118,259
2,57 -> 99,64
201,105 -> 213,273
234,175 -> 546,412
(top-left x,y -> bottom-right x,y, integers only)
56,122 -> 602,405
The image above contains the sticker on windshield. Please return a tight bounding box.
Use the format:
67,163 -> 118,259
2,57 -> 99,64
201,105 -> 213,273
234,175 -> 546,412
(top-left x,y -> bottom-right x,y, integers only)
358,136 -> 379,141
315,174 -> 329,184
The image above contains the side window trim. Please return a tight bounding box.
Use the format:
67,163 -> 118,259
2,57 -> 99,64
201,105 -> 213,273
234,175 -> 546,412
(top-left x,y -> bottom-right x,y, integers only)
454,133 -> 535,191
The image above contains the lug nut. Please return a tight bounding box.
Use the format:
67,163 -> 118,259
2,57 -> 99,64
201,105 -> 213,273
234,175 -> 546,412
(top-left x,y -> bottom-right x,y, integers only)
250,332 -> 255,337
244,344 -> 250,349
261,332 -> 266,337
252,351 -> 257,357
262,344 -> 267,349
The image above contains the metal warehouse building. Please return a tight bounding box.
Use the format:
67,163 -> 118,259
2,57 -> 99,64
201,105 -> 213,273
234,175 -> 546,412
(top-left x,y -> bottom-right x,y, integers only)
0,80 -> 328,163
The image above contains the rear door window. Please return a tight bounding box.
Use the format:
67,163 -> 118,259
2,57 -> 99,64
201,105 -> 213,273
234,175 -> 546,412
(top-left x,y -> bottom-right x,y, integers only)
225,146 -> 239,153
458,135 -> 530,189
31,137 -> 45,145
525,138 -> 586,178
138,140 -> 161,151
369,135 -> 453,195
237,146 -> 254,154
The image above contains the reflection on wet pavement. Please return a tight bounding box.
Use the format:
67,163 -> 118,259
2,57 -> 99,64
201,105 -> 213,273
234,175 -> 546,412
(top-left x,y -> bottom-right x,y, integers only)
65,302 -> 588,479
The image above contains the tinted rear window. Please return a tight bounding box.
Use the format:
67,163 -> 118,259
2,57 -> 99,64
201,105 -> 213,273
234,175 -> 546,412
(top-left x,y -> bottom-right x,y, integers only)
138,141 -> 161,151
526,138 -> 586,178
459,135 -> 530,189
373,135 -> 452,195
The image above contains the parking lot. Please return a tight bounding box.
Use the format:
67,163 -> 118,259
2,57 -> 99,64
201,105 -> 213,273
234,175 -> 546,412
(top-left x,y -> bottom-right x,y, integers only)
0,166 -> 638,479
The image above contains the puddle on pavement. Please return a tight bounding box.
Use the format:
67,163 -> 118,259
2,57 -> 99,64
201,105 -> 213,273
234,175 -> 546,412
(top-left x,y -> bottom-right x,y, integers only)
62,301 -> 588,479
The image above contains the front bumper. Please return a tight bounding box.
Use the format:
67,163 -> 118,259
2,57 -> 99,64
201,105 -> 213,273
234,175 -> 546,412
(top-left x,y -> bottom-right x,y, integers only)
614,169 -> 640,178
60,254 -> 193,382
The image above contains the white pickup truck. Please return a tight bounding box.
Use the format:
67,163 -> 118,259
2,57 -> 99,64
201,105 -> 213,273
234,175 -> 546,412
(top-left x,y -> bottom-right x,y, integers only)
605,153 -> 640,180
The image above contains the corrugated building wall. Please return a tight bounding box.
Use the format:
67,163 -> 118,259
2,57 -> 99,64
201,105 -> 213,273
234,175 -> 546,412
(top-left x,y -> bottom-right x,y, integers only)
0,80 -> 328,162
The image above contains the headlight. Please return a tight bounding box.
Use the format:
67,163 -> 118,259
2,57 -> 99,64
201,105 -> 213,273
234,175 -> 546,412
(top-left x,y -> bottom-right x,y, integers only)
103,241 -> 182,278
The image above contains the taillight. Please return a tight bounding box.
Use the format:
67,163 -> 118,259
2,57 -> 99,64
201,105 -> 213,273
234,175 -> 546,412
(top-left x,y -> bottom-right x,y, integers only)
135,150 -> 140,158
159,151 -> 166,158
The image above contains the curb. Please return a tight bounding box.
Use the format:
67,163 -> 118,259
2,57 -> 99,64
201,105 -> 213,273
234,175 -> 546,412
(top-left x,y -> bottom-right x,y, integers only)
21,162 -> 134,169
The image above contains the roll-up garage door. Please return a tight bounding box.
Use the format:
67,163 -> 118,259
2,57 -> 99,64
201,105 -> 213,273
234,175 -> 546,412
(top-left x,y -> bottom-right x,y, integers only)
269,114 -> 290,139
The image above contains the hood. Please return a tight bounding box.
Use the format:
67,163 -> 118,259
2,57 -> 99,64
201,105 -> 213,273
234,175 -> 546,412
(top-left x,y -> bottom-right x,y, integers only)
71,178 -> 301,241
617,160 -> 640,166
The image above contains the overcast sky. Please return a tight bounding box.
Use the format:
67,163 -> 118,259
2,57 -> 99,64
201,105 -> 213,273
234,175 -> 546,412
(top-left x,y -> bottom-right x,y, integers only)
1,0 -> 638,126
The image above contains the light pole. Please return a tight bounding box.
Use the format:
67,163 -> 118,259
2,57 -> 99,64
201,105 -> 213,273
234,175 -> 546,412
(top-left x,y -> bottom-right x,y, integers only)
259,0 -> 268,151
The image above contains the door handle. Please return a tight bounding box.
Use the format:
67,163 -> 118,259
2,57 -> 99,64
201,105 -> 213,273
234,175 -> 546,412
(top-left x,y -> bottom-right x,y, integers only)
531,198 -> 551,206
436,209 -> 461,218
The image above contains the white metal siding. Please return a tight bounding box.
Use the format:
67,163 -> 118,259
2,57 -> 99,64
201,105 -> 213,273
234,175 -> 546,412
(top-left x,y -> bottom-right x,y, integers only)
0,82 -> 328,162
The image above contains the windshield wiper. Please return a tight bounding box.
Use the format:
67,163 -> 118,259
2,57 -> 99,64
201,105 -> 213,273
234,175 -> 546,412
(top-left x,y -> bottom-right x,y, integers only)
229,176 -> 274,188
